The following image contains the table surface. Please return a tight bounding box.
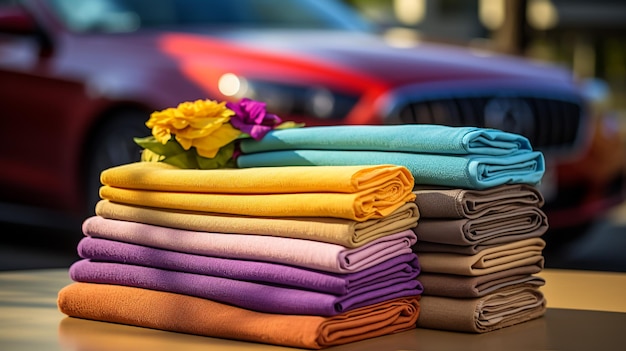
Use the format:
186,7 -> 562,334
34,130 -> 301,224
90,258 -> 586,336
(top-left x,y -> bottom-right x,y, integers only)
1,268 -> 625,351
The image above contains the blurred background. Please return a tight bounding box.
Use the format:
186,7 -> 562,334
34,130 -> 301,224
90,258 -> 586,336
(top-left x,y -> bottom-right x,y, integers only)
343,0 -> 626,270
1,0 -> 625,271
348,0 -> 626,127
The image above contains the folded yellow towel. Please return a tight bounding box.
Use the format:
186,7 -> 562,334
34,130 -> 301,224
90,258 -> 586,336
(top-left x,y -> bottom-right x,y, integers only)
99,186 -> 415,222
101,162 -> 414,194
95,200 -> 419,248
99,162 -> 415,221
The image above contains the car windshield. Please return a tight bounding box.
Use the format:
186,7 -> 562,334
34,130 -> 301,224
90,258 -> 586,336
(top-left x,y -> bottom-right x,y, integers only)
47,0 -> 374,33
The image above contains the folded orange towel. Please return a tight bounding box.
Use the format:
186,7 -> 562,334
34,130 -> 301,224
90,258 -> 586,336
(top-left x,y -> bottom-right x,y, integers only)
58,282 -> 420,349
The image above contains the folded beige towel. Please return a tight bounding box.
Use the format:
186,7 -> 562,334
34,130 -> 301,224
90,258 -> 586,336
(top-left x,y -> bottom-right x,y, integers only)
413,184 -> 544,219
417,284 -> 546,333
95,200 -> 419,248
415,240 -> 539,255
418,264 -> 544,297
417,238 -> 545,276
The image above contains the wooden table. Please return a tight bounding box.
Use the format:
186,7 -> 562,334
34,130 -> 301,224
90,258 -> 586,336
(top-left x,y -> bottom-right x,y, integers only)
1,268 -> 625,350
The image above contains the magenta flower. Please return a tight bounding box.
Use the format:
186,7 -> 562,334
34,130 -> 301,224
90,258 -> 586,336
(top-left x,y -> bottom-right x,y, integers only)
226,98 -> 282,140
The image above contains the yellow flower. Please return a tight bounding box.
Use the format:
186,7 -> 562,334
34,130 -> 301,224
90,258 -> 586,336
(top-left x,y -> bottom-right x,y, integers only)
146,99 -> 241,158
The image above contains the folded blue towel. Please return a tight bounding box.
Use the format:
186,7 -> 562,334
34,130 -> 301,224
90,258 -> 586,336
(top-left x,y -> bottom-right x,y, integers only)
240,125 -> 532,156
236,150 -> 545,189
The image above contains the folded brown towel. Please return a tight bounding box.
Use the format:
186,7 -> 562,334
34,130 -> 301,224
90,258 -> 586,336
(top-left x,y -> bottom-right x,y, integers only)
414,207 -> 547,248
413,184 -> 544,219
417,238 -> 545,276
416,284 -> 546,333
418,264 -> 544,297
58,282 -> 420,349
414,241 -> 517,255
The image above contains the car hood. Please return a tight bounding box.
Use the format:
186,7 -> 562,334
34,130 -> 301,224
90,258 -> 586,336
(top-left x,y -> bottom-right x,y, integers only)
198,29 -> 574,87
72,28 -> 575,91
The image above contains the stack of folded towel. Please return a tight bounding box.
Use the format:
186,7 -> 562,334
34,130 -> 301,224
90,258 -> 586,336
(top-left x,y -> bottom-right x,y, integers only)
57,162 -> 423,349
236,125 -> 545,189
412,185 -> 548,332
236,124 -> 549,333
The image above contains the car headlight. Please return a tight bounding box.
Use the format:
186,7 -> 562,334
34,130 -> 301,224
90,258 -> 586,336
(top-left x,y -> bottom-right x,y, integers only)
218,73 -> 360,120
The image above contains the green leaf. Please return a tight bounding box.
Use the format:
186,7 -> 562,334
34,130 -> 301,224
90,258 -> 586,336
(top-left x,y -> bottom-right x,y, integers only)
162,150 -> 200,169
134,136 -> 186,157
135,136 -> 238,170
196,142 -> 235,169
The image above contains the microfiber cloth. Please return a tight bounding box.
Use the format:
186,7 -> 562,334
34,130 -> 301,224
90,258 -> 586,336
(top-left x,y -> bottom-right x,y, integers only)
416,284 -> 546,333
99,183 -> 415,222
419,265 -> 544,298
413,184 -> 544,219
100,161 -> 414,194
82,216 -> 417,273
239,125 -> 532,156
95,200 -> 419,248
236,150 -> 545,190
414,240 -> 542,256
69,260 -> 423,316
414,207 -> 548,248
77,237 -> 421,295
57,282 -> 421,349
417,238 -> 545,276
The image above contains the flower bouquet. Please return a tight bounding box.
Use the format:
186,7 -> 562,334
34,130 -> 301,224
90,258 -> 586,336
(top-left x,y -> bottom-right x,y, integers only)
134,98 -> 302,169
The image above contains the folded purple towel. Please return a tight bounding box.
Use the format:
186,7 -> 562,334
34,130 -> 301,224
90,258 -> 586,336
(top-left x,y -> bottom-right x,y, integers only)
69,260 -> 423,316
77,237 -> 420,295
82,216 -> 417,273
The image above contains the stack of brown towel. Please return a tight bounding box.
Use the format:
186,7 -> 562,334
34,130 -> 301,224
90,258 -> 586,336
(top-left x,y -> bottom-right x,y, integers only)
412,184 -> 548,333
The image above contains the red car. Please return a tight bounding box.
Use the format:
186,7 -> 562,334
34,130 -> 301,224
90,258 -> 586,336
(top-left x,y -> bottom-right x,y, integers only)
0,0 -> 624,234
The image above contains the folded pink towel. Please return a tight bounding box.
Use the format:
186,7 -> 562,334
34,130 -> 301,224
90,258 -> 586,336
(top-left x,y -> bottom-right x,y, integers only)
82,216 -> 417,273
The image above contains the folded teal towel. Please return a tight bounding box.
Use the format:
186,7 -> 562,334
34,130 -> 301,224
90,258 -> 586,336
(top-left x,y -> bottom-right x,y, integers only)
236,150 -> 545,189
240,125 -> 532,156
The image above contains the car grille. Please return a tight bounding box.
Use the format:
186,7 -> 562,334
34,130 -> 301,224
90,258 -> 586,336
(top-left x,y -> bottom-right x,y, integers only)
387,93 -> 585,153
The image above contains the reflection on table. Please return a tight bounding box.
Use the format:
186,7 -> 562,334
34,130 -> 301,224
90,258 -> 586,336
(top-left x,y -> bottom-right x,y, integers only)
1,268 -> 625,351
